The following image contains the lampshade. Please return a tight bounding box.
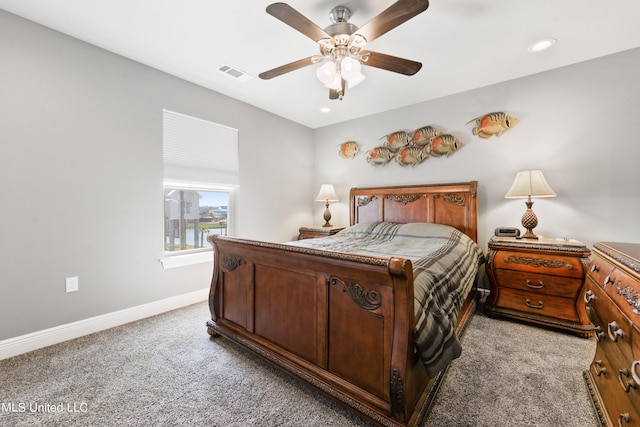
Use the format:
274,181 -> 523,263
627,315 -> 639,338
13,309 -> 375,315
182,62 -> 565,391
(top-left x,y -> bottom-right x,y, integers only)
316,61 -> 337,87
316,184 -> 339,202
505,170 -> 557,199
340,57 -> 366,88
316,57 -> 366,92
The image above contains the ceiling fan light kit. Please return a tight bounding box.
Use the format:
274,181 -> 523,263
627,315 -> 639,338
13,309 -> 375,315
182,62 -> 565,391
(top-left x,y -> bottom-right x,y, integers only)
259,0 -> 429,100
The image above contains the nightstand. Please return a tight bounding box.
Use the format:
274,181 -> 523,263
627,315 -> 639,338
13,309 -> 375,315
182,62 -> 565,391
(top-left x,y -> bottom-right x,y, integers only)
485,236 -> 593,337
298,225 -> 345,240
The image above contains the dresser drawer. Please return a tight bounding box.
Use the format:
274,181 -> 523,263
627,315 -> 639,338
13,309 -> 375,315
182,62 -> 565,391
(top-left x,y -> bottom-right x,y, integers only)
606,267 -> 640,325
634,326 -> 640,362
493,250 -> 585,279
493,269 -> 583,298
495,287 -> 579,322
586,253 -> 615,290
587,277 -> 635,363
589,345 -> 640,426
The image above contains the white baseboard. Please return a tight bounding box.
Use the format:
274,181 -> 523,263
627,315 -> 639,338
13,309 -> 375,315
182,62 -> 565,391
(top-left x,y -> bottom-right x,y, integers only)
0,288 -> 209,361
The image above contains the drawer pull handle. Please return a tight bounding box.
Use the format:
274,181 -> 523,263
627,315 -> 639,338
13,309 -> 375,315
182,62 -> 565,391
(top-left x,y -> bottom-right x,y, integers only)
604,274 -> 615,289
583,290 -> 594,304
632,361 -> 640,386
526,279 -> 544,289
619,369 -> 637,392
619,413 -> 630,427
525,299 -> 544,309
594,326 -> 604,341
592,359 -> 606,376
591,265 -> 600,273
608,321 -> 624,342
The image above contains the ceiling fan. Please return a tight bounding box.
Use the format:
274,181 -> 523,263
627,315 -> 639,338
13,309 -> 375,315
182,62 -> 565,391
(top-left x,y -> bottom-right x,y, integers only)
258,0 -> 430,100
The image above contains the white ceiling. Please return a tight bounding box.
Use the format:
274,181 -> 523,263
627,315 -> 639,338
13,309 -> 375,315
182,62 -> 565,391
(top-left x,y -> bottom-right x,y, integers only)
2,0 -> 640,129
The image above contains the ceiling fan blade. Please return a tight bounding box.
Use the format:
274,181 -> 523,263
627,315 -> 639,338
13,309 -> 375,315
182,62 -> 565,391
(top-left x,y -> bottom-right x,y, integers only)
329,79 -> 346,100
259,56 -> 319,80
360,50 -> 422,76
355,0 -> 429,44
266,3 -> 331,42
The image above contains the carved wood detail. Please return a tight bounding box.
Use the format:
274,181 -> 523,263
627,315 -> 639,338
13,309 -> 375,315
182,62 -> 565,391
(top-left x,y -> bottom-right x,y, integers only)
357,195 -> 377,207
329,276 -> 382,311
503,255 -> 572,270
442,194 -> 466,206
387,194 -> 421,205
594,243 -> 640,274
221,255 -> 245,272
390,368 -> 405,415
616,284 -> 640,313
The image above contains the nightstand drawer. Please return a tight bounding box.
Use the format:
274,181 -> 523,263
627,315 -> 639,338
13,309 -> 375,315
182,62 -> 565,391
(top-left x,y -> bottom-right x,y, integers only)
493,269 -> 583,298
495,288 -> 580,322
485,236 -> 591,336
493,250 -> 585,279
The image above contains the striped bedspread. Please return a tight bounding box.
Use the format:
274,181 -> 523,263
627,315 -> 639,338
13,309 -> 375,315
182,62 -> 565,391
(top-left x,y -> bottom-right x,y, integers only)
290,222 -> 485,376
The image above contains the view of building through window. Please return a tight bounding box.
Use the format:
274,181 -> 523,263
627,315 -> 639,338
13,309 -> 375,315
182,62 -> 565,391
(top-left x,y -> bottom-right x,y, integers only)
164,188 -> 229,252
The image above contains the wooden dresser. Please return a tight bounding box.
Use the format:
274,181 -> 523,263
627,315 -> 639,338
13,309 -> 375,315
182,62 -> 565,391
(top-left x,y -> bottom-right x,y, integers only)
485,236 -> 593,336
584,242 -> 640,427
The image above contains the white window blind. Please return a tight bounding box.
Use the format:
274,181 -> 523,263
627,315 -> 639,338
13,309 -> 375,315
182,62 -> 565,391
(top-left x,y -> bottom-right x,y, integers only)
163,109 -> 239,185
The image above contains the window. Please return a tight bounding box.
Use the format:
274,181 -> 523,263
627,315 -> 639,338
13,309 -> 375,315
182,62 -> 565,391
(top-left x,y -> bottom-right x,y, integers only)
162,110 -> 238,264
163,187 -> 230,252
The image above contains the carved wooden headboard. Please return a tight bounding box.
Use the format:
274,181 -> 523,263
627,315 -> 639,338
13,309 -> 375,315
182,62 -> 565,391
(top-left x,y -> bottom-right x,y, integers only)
349,181 -> 479,243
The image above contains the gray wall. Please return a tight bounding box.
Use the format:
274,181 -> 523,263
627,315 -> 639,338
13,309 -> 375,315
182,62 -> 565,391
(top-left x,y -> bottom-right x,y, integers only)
0,10 -> 314,341
313,48 -> 640,249
2,8 -> 639,343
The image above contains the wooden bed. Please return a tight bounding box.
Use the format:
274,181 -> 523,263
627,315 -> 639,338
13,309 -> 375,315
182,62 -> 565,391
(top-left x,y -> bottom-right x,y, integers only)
206,181 -> 480,427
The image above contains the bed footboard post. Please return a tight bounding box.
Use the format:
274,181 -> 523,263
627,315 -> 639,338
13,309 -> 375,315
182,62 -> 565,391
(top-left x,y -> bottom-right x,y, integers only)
206,235 -> 221,337
387,257 -> 416,423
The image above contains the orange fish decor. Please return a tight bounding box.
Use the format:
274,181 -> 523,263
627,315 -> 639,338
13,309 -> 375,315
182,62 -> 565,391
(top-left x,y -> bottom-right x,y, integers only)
381,131 -> 410,151
396,146 -> 428,167
338,140 -> 360,159
427,134 -> 461,157
365,125 -> 462,167
466,111 -> 517,138
409,125 -> 440,146
366,146 -> 395,166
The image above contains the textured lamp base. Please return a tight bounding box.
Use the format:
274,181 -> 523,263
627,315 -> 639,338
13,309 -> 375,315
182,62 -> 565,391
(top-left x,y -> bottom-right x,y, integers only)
322,202 -> 333,227
521,200 -> 539,239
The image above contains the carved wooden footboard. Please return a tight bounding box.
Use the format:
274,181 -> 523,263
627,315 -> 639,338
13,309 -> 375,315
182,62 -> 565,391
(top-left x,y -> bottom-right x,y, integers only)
206,182 -> 480,427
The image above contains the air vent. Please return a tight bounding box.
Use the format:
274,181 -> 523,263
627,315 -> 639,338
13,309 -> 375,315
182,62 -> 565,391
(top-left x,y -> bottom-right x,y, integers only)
217,64 -> 252,82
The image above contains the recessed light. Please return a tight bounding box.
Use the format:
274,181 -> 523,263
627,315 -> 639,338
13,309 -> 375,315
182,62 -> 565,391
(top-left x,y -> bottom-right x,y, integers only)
528,38 -> 557,53
320,107 -> 331,113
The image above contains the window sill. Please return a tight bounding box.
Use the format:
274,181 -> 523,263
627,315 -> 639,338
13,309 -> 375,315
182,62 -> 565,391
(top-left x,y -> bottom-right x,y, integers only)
160,251 -> 212,269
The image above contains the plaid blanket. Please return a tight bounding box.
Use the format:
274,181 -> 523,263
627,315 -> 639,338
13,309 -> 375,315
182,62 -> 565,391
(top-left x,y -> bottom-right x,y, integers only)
290,222 -> 484,376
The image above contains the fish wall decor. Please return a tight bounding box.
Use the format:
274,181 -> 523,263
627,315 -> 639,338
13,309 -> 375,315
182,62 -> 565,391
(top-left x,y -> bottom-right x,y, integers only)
409,125 -> 440,146
381,131 -> 410,151
366,146 -> 395,166
364,125 -> 463,167
396,146 -> 429,167
427,134 -> 461,157
466,111 -> 518,138
338,141 -> 360,159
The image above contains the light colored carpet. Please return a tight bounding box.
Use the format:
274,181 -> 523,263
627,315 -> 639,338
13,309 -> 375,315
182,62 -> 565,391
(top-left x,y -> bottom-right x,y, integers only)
0,298 -> 598,426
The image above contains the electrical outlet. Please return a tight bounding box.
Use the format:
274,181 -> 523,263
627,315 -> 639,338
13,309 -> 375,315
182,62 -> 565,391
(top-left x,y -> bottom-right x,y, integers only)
66,276 -> 78,293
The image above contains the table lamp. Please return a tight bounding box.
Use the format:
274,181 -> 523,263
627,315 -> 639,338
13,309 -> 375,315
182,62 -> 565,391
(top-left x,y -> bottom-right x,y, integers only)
505,170 -> 556,239
315,184 -> 339,227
